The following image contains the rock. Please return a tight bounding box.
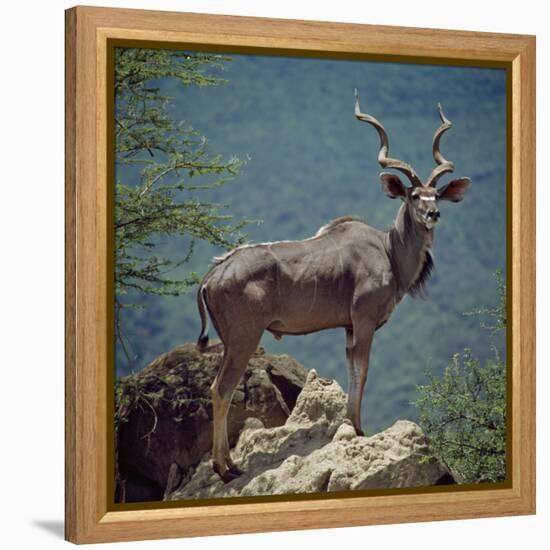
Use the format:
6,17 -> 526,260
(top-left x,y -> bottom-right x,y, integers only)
166,370 -> 454,501
115,341 -> 308,502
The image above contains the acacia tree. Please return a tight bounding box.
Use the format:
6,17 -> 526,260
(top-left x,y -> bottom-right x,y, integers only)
114,48 -> 249,355
414,272 -> 507,483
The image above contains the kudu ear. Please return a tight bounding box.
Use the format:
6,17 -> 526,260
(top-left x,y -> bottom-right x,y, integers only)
380,172 -> 407,200
437,177 -> 471,202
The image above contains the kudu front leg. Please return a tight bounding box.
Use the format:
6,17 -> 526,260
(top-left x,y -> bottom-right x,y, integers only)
345,319 -> 375,435
345,328 -> 358,428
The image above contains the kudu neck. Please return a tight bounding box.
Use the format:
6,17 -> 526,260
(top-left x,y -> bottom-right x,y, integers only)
387,202 -> 434,297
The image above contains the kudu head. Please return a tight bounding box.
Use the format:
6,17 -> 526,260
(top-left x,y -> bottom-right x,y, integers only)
354,89 -> 470,230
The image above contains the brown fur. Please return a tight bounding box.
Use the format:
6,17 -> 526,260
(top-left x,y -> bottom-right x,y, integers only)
197,93 -> 469,482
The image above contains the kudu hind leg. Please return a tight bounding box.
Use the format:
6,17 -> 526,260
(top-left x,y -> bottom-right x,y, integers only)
210,334 -> 261,482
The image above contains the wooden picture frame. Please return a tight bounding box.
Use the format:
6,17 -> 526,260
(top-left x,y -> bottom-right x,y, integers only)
65,5 -> 536,544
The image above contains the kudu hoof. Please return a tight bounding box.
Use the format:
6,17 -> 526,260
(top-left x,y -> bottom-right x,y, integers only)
213,461 -> 243,484
228,463 -> 243,477
220,469 -> 241,483
346,417 -> 365,436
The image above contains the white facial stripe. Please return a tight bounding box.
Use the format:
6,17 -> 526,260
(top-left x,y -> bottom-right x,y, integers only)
420,196 -> 436,201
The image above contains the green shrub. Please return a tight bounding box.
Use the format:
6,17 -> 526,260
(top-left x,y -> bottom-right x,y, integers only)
414,272 -> 507,483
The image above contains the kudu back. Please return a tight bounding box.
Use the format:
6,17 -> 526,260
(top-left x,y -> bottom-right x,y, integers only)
196,90 -> 471,482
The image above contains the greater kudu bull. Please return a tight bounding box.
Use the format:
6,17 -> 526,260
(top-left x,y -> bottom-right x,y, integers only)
196,90 -> 471,482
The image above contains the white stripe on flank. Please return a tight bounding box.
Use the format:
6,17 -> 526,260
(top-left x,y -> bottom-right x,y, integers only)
213,219 -> 359,264
212,223 -> 336,263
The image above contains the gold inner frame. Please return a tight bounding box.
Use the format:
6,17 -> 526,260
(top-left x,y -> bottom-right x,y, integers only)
104,38 -> 514,513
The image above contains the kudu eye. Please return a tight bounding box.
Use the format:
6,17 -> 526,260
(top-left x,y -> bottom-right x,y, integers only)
411,193 -> 420,200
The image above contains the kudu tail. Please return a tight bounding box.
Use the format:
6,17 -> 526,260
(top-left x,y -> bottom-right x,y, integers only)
196,285 -> 210,353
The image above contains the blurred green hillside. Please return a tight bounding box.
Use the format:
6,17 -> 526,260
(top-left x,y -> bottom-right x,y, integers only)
115,51 -> 507,434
